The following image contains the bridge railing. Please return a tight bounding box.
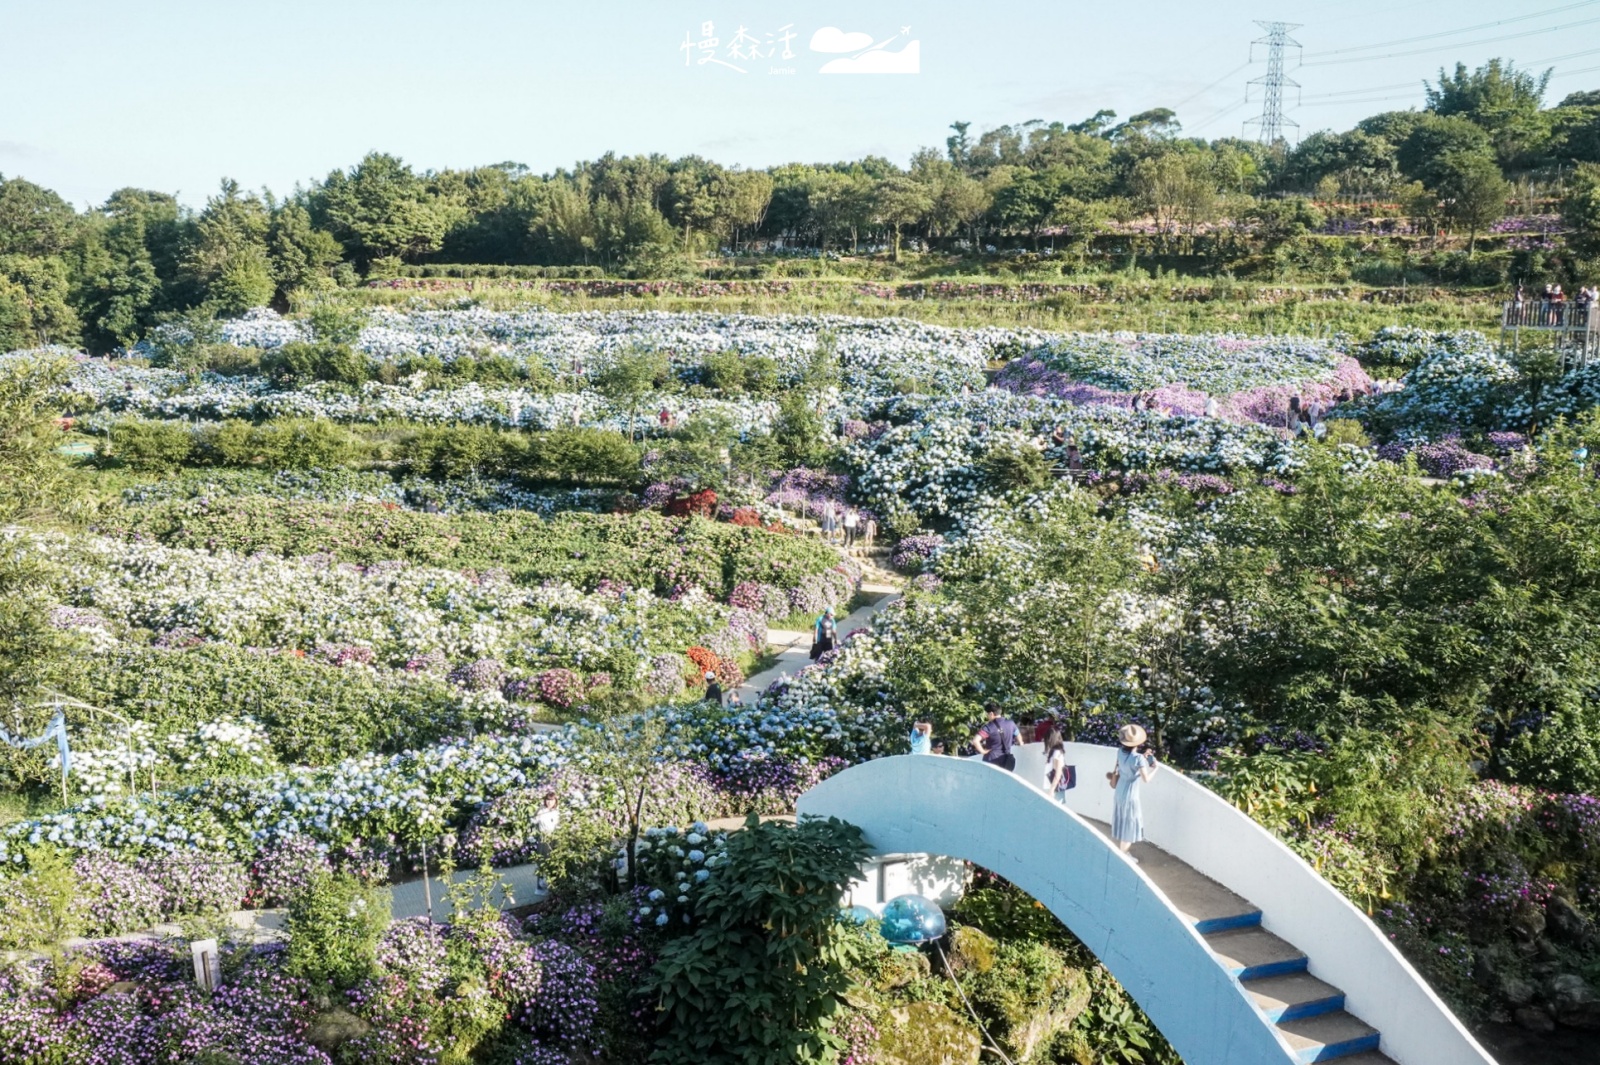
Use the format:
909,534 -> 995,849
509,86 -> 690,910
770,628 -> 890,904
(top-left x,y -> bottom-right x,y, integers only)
1502,300 -> 1597,331
1008,742 -> 1495,1065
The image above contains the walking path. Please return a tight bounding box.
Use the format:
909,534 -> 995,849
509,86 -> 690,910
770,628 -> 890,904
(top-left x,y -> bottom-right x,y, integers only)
77,541 -> 903,946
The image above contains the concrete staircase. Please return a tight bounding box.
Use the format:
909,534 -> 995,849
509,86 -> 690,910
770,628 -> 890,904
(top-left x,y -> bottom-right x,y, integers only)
1101,824 -> 1392,1064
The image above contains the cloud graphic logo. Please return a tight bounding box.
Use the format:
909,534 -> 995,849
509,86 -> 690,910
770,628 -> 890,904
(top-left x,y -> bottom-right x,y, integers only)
809,27 -> 875,53
819,40 -> 920,75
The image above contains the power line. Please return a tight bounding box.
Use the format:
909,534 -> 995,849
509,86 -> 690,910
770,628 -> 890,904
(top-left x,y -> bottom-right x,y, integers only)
1302,0 -> 1598,58
1171,62 -> 1254,113
1295,47 -> 1599,105
1188,98 -> 1251,136
1301,80 -> 1424,100
1302,16 -> 1600,66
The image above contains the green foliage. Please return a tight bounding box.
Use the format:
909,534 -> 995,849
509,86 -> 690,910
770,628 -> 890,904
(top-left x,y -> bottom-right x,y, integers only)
594,347 -> 671,441
0,845 -> 81,949
961,939 -> 1089,1060
284,870 -> 391,990
74,642 -> 469,766
772,392 -> 835,469
0,355 -> 75,522
647,814 -> 871,1065
1563,162 -> 1600,260
96,497 -> 841,602
105,416 -> 194,472
978,439 -> 1052,495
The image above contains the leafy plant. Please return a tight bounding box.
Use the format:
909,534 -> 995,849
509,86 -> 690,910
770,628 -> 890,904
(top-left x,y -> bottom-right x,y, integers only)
646,814 -> 871,1065
284,870 -> 391,990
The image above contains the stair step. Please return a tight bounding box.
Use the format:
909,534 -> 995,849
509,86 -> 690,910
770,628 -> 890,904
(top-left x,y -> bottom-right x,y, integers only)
1242,971 -> 1345,1022
1203,927 -> 1307,980
1085,825 -> 1260,933
1315,1053 -> 1393,1065
1276,1011 -> 1382,1062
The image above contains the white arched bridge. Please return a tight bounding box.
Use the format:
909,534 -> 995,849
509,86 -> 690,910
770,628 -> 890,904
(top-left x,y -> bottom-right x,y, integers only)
797,743 -> 1498,1065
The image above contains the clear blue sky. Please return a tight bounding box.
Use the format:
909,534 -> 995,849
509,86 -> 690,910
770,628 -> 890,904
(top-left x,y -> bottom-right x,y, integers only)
1,0 -> 1596,208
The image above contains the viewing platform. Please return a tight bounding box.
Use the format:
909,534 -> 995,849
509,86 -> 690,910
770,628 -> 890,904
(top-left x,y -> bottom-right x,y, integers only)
1501,301 -> 1598,370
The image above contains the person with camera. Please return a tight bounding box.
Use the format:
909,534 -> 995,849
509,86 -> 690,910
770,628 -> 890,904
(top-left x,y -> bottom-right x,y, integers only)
1108,724 -> 1158,859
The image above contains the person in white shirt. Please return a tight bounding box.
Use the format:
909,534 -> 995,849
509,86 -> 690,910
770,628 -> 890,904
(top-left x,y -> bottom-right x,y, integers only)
535,791 -> 560,835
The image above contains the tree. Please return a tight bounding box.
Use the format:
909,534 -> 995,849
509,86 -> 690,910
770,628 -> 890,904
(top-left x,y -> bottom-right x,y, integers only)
593,347 -> 670,442
267,202 -> 343,304
72,189 -> 184,352
181,180 -> 274,314
872,174 -> 932,261
0,256 -> 79,348
1563,162 -> 1600,260
311,152 -> 450,266
938,489 -> 1143,737
1397,115 -> 1494,187
0,177 -> 77,258
1431,150 -> 1510,254
647,814 -> 871,1065
1427,59 -> 1549,130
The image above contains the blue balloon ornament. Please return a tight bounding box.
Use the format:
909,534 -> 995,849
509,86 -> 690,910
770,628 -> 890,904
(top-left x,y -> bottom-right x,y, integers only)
877,894 -> 946,945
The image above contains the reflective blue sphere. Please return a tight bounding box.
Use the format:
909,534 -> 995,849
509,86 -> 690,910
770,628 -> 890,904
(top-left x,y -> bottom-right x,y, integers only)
878,894 -> 946,945
839,904 -> 877,925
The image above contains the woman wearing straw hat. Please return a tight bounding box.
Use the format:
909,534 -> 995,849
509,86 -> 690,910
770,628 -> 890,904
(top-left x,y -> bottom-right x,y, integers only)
1108,724 -> 1158,858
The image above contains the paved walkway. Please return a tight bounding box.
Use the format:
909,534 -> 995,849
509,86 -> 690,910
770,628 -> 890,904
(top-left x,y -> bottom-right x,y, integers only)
74,547 -> 903,944
735,588 -> 901,704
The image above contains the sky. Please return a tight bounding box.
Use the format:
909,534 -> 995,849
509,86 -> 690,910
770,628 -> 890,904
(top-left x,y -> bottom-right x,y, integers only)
1,0 -> 1597,209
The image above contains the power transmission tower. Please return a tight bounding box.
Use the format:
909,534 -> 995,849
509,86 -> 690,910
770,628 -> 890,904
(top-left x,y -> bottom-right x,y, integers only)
1244,21 -> 1302,146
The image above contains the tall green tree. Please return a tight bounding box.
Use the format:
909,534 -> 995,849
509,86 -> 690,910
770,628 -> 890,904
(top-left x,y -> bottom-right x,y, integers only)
311,152 -> 450,266
1431,149 -> 1511,254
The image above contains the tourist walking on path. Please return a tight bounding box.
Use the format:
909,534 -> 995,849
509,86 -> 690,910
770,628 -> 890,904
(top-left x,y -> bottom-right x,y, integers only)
1109,724 -> 1158,857
1043,729 -> 1074,805
909,721 -> 933,755
843,509 -> 860,548
703,671 -> 723,705
973,703 -> 1020,772
810,606 -> 838,660
820,504 -> 838,543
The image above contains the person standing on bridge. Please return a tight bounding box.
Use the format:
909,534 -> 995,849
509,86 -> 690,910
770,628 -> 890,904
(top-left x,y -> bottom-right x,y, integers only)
973,703 -> 1020,772
909,721 -> 933,755
1044,729 -> 1075,805
1109,724 -> 1158,857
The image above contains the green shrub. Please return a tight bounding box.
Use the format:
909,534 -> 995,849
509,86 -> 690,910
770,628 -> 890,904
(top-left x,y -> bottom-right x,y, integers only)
251,419 -> 360,469
979,440 -> 1052,495
529,428 -> 640,484
0,846 -> 81,949
105,418 -> 195,472
284,871 -> 390,990
647,814 -> 872,1065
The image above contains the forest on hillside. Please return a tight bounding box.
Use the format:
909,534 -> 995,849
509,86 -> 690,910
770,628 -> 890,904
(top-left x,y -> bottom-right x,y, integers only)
2,59 -> 1600,353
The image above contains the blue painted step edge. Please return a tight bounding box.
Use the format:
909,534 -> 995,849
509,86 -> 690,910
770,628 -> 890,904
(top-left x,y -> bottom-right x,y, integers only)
1227,955 -> 1309,981
1258,992 -> 1345,1024
1194,909 -> 1262,934
1296,1030 -> 1381,1063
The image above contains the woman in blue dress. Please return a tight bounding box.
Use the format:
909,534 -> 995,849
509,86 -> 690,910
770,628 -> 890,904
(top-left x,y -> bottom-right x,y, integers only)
1109,723 -> 1158,857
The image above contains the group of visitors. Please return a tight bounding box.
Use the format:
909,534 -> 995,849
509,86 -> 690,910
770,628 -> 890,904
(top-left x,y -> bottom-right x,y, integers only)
818,503 -> 875,549
700,671 -> 743,708
1512,283 -> 1599,324
907,705 -> 1160,859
